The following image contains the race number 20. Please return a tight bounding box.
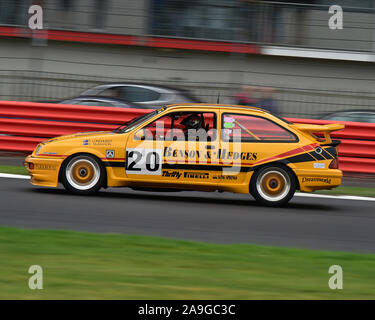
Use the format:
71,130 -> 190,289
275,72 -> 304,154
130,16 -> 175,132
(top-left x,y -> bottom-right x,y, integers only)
125,148 -> 162,175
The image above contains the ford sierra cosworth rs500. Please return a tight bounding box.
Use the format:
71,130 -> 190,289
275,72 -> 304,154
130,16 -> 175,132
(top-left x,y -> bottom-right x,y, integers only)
25,104 -> 344,206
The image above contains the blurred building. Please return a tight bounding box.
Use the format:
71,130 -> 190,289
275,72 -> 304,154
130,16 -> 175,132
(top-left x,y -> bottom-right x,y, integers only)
0,0 -> 375,118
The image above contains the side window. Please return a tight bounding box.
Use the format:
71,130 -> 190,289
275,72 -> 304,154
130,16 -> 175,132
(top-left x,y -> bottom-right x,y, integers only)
222,114 -> 296,142
135,112 -> 217,141
123,87 -> 161,102
98,86 -> 160,102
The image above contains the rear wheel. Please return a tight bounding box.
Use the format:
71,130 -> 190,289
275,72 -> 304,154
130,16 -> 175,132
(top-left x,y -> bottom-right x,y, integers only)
61,154 -> 105,194
250,164 -> 296,206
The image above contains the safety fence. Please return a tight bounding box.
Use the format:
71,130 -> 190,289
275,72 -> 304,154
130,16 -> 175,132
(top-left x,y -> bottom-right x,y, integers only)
0,101 -> 146,152
0,101 -> 374,175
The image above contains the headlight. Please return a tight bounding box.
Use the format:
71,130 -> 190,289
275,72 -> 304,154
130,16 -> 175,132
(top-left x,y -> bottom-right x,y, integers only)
35,144 -> 42,156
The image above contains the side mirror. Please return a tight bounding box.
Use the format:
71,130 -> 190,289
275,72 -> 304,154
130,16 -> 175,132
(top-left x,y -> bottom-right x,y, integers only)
134,129 -> 145,141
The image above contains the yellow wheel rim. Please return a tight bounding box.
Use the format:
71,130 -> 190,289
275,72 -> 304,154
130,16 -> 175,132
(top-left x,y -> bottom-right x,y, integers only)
71,161 -> 95,185
66,157 -> 101,191
256,169 -> 291,202
261,172 -> 285,196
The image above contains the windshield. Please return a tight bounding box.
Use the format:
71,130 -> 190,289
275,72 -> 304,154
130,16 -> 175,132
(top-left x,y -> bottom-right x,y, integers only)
113,108 -> 164,133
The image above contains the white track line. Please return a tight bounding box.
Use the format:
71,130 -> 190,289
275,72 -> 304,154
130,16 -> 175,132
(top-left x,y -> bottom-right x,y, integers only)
295,192 -> 375,202
0,173 -> 30,179
0,173 -> 374,202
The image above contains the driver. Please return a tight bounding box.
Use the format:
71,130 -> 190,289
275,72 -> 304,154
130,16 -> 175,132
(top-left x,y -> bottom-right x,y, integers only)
181,114 -> 206,141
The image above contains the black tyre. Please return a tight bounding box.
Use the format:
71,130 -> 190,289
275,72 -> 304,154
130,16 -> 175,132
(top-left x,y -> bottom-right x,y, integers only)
250,164 -> 296,207
60,154 -> 106,194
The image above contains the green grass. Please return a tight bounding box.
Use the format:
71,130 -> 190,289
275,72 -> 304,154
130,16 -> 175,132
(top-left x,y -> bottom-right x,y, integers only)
315,186 -> 375,198
0,226 -> 375,299
0,165 -> 28,175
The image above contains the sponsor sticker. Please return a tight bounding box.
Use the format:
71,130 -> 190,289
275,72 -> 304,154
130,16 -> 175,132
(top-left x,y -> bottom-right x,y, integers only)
162,170 -> 182,179
83,139 -> 112,146
92,139 -> 112,146
184,172 -> 209,179
224,116 -> 236,129
213,175 -> 238,180
41,152 -> 58,155
302,177 -> 331,184
35,164 -> 56,170
106,150 -> 115,159
224,116 -> 235,123
314,162 -> 325,169
163,147 -> 257,161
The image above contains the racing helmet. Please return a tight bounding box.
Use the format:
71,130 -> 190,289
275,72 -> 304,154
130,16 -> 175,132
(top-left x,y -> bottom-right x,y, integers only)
182,115 -> 204,130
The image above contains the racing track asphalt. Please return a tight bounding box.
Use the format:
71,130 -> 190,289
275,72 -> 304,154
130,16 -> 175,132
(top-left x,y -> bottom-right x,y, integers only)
0,177 -> 375,253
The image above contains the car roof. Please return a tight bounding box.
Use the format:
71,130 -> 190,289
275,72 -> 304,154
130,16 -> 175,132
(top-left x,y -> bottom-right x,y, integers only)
62,96 -> 137,105
87,83 -> 187,93
163,103 -> 270,114
59,96 -> 145,109
67,95 -> 132,103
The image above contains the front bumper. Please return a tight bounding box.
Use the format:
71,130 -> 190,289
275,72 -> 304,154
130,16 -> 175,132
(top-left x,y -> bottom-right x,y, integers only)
295,168 -> 343,192
25,155 -> 64,187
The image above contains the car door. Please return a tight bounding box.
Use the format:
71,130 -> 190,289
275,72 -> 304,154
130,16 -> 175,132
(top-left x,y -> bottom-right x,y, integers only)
124,110 -> 220,188
218,110 -> 298,186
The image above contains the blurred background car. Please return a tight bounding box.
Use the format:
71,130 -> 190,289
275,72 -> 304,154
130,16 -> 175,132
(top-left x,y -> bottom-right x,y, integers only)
320,110 -> 375,123
79,83 -> 200,109
59,96 -> 142,109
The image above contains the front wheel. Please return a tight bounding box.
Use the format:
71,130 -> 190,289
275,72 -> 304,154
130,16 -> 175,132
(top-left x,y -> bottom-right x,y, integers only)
250,164 -> 296,207
61,154 -> 105,194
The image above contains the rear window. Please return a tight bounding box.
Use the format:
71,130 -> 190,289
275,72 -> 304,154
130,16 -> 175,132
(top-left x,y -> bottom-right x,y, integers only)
222,113 -> 297,142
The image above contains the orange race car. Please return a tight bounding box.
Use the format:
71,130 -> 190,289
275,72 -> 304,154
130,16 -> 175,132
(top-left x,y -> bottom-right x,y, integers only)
25,104 -> 344,206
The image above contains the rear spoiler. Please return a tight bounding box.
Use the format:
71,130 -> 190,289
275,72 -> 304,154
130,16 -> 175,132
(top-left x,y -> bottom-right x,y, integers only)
290,123 -> 345,144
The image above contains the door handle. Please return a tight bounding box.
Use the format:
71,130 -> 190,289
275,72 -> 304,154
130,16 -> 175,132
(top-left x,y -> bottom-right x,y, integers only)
205,145 -> 215,149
